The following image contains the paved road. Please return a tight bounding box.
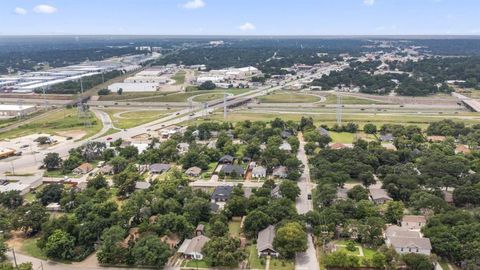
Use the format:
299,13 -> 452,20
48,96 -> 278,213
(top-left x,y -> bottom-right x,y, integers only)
295,133 -> 320,270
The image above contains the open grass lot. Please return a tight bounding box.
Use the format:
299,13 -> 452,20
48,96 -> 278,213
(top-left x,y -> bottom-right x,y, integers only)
257,91 -> 321,103
192,93 -> 225,102
21,237 -> 47,260
172,70 -> 186,85
324,94 -> 387,105
192,110 -> 480,129
98,92 -> 161,101
329,132 -> 355,143
228,220 -> 241,237
0,108 -> 102,140
102,109 -> 168,129
183,259 -> 209,268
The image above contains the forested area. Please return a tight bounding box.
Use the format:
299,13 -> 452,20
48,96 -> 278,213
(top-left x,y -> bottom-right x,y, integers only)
299,117 -> 480,269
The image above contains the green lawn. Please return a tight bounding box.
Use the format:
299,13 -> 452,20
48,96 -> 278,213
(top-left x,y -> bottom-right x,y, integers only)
247,245 -> 293,270
192,93 -> 225,102
329,132 -> 356,143
257,91 -> 321,103
228,220 -> 241,237
172,70 -> 186,85
98,92 -> 162,101
20,238 -> 47,260
324,94 -> 386,105
102,109 -> 168,129
193,110 -> 480,129
43,169 -> 79,178
183,259 -> 210,268
269,258 -> 295,270
0,109 -> 102,141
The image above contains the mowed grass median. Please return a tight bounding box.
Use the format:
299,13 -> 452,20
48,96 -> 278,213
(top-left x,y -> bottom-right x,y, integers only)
0,108 -> 102,140
102,109 -> 169,129
257,91 -> 321,103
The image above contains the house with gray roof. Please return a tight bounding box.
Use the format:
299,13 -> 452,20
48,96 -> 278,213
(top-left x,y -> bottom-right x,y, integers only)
272,166 -> 288,178
369,188 -> 392,204
218,155 -> 234,164
211,185 -> 234,203
149,163 -> 171,174
252,166 -> 267,179
279,141 -> 292,152
318,127 -> 330,137
380,133 -> 395,142
401,215 -> 427,231
220,164 -> 245,176
185,166 -> 202,177
384,225 -> 432,255
257,225 -> 279,257
177,235 -> 210,260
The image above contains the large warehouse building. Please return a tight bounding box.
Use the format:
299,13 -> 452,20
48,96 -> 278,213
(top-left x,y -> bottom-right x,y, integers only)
0,104 -> 36,117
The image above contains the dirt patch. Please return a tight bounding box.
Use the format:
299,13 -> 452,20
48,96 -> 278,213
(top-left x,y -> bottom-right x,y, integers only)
6,230 -> 27,250
56,130 -> 86,140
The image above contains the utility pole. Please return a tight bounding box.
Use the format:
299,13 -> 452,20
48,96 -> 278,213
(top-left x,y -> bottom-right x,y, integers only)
12,248 -> 18,269
80,77 -> 84,95
336,94 -> 343,126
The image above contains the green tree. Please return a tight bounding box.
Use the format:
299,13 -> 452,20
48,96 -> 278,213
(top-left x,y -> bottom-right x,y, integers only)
131,235 -> 171,268
44,229 -> 75,260
279,180 -> 300,201
364,123 -> 377,134
385,201 -> 404,224
97,226 -> 129,265
36,184 -> 63,206
401,253 -> 433,270
43,152 -> 62,171
273,222 -> 307,259
87,174 -> 109,190
12,203 -> 47,234
243,210 -> 272,238
203,237 -> 246,267
198,81 -> 216,90
0,191 -> 23,209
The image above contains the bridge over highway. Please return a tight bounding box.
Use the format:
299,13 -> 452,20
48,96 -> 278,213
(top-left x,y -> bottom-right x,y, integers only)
452,92 -> 480,112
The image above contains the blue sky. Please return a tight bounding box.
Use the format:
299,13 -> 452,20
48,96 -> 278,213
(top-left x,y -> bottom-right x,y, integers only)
1,0 -> 479,35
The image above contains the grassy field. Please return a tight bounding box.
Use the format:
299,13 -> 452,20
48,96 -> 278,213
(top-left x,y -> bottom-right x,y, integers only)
329,132 -> 356,143
194,110 -> 480,129
183,260 -> 209,268
0,108 -> 102,140
98,92 -> 161,101
228,220 -> 241,237
102,109 -> 168,129
258,91 -> 321,103
192,93 -> 225,102
172,70 -> 186,85
324,94 -> 386,105
21,238 -> 47,260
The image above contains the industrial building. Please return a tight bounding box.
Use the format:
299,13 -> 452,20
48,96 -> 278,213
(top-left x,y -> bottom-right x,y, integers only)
0,104 -> 36,117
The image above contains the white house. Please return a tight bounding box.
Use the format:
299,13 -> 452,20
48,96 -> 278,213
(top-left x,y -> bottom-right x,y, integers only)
252,166 -> 267,179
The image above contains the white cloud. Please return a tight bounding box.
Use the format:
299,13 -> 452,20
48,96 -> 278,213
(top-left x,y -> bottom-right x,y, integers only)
181,0 -> 205,9
33,4 -> 58,14
238,22 -> 256,31
14,7 -> 27,15
363,0 -> 375,6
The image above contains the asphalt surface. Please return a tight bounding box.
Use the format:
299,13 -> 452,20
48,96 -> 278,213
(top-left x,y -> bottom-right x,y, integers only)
295,133 -> 320,270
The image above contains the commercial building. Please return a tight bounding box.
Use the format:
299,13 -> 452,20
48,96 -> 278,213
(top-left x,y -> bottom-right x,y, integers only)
0,104 -> 36,117
108,82 -> 159,92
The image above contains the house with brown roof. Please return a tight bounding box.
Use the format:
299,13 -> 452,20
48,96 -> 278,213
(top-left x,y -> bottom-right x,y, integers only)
401,215 -> 427,231
455,144 -> 471,155
427,135 -> 446,142
329,142 -> 348,150
272,166 -> 288,179
185,166 -> 202,177
73,163 -> 93,175
257,225 -> 279,257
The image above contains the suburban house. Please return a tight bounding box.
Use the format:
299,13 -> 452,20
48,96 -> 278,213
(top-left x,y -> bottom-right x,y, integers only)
426,135 -> 446,142
318,127 -> 330,137
369,188 -> 392,204
185,166 -> 202,177
279,142 -> 292,152
177,143 -> 190,154
329,142 -> 348,150
211,185 -> 234,203
195,224 -> 205,236
177,235 -> 211,260
218,155 -> 234,164
257,225 -> 279,257
135,181 -> 151,190
442,190 -> 454,204
281,130 -> 293,139
336,187 -> 349,201
252,166 -> 267,179
99,164 -> 114,175
388,236 -> 432,255
149,163 -> 171,174
455,144 -> 471,155
46,202 -> 62,211
272,166 -> 288,178
384,225 -> 432,255
271,185 -> 281,199
73,163 -> 94,175
220,164 -> 245,177
401,215 -> 427,231
380,133 -> 395,142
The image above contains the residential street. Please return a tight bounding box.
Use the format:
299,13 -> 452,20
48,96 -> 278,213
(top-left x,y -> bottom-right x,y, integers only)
294,133 -> 320,270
